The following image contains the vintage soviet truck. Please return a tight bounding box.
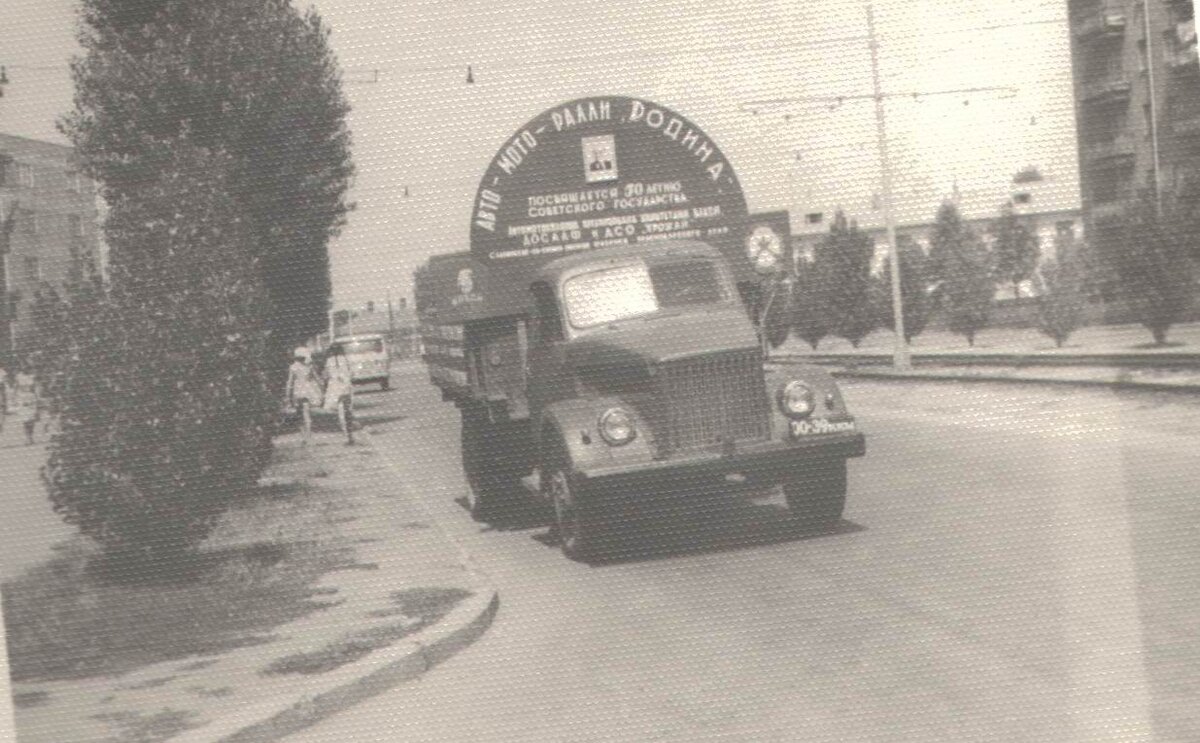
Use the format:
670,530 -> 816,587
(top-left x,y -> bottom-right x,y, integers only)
415,96 -> 865,560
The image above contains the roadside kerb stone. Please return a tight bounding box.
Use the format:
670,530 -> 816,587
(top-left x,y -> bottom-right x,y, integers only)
173,590 -> 499,743
825,364 -> 1200,393
172,424 -> 500,743
9,423 -> 498,743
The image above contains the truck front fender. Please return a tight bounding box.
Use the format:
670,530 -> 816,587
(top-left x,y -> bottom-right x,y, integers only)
539,397 -> 658,476
762,361 -> 858,437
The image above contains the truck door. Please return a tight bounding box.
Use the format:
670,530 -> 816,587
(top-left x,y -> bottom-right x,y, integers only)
526,281 -> 573,423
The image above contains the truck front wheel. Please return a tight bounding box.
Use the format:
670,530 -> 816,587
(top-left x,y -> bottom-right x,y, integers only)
545,459 -> 607,562
783,459 -> 847,531
460,411 -> 528,523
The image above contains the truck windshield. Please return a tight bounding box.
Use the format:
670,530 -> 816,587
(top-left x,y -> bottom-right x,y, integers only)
562,259 -> 727,329
333,339 -> 384,355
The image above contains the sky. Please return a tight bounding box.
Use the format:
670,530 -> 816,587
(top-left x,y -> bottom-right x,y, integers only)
0,0 -> 1078,310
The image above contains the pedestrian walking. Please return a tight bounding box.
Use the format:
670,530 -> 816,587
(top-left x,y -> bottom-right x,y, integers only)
12,361 -> 42,446
0,362 -> 9,433
284,347 -> 322,446
323,344 -> 356,445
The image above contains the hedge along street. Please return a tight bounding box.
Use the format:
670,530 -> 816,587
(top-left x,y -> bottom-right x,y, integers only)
5,395 -> 495,743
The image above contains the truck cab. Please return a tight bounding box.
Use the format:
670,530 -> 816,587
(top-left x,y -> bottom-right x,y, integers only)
440,241 -> 864,561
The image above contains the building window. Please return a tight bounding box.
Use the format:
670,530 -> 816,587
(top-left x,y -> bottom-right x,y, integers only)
1138,39 -> 1148,73
17,163 -> 34,188
805,212 -> 824,224
1143,103 -> 1153,136
1013,192 -> 1033,205
66,170 -> 81,193
25,256 -> 40,283
68,214 -> 83,238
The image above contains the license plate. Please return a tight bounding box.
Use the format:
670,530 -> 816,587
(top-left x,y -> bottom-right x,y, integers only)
790,418 -> 856,438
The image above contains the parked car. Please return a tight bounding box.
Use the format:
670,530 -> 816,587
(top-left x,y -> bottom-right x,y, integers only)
328,334 -> 391,390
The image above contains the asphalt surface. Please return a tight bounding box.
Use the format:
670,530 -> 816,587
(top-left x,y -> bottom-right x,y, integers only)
290,363 -> 1200,743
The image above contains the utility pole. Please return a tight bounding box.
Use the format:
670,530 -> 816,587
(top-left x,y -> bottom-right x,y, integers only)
1142,0 -> 1164,215
867,2 -> 910,370
387,290 -> 396,339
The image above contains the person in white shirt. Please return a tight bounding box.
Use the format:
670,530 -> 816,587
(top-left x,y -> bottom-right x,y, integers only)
323,345 -> 355,445
284,347 -> 322,445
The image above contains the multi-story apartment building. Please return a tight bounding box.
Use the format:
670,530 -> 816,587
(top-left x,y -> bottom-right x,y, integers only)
1067,0 -> 1198,246
0,133 -> 103,362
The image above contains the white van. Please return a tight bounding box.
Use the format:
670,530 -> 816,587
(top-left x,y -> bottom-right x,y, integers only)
328,334 -> 390,390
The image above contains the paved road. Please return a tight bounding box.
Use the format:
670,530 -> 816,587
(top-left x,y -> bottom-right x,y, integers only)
292,364 -> 1200,742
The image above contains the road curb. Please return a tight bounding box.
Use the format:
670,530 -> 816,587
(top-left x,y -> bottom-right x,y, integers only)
829,367 -> 1200,394
171,590 -> 499,743
170,423 -> 501,743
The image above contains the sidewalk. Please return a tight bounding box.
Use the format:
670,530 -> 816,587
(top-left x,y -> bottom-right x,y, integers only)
0,414 -> 77,584
4,424 -> 496,743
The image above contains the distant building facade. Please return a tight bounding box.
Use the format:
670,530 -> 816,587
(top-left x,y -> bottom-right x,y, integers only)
1066,0 -> 1198,240
0,133 -> 103,361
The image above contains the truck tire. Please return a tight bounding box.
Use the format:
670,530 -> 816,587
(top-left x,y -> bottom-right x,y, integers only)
783,458 -> 847,531
543,449 -> 608,562
460,410 -> 528,523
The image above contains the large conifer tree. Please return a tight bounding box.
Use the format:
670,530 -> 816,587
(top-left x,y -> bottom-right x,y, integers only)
63,0 -> 353,361
928,201 -> 994,346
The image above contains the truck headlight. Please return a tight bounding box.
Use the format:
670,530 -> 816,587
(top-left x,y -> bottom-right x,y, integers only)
778,381 -> 814,419
598,408 -> 636,446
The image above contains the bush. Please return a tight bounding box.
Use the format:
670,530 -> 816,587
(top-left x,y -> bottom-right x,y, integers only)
929,201 -> 995,346
816,211 -> 875,347
792,258 -> 831,350
872,234 -> 931,344
44,146 -> 275,560
1118,196 -> 1195,345
1036,252 -> 1086,348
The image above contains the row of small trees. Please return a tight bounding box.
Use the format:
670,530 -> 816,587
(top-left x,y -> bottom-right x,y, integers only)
772,194 -> 1196,351
38,0 -> 352,563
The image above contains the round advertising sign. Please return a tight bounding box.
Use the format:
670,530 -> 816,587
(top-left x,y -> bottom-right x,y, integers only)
470,97 -> 749,267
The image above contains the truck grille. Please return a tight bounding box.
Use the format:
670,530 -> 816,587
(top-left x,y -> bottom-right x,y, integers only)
657,350 -> 770,452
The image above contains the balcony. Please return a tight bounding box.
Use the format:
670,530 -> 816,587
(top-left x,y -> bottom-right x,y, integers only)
1074,8 -> 1126,40
1080,77 -> 1132,105
1082,134 -> 1135,165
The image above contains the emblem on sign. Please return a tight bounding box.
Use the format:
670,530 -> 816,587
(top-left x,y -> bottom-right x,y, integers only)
746,225 -> 783,274
581,134 -> 618,183
457,268 -> 474,295
451,267 -> 483,306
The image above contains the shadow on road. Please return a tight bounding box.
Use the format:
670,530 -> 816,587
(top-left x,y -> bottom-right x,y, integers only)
453,496 -> 551,532
571,503 -> 865,567
455,487 -> 864,565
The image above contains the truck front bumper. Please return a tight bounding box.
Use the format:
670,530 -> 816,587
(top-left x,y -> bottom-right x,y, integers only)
575,431 -> 865,489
